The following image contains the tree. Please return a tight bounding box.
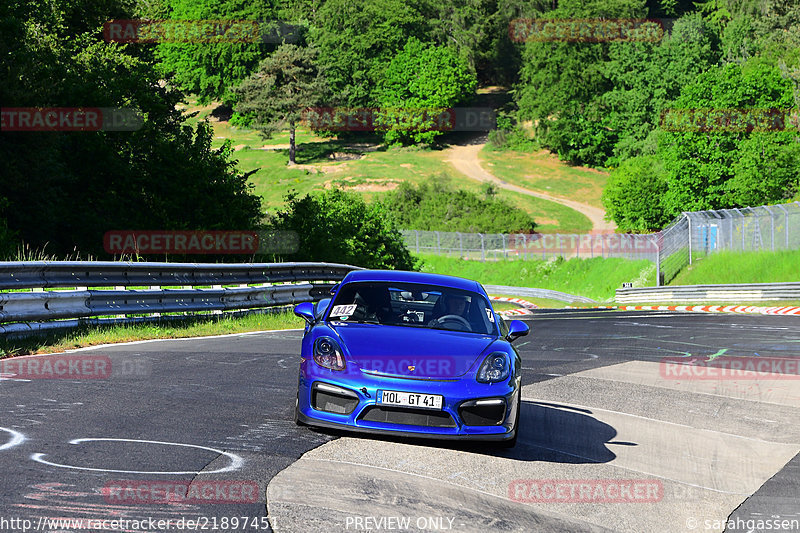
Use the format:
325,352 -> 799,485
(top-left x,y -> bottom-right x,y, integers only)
233,44 -> 327,164
308,0 -> 430,107
603,13 -> 715,164
657,62 -> 797,215
154,0 -> 280,105
269,189 -> 418,270
376,38 -> 477,145
515,0 -> 650,166
0,0 -> 263,257
381,180 -> 536,233
602,155 -> 670,231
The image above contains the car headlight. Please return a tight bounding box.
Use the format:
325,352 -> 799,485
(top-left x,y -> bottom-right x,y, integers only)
313,337 -> 346,371
476,352 -> 510,383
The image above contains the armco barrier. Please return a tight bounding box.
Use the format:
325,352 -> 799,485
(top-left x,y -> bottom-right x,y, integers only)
0,261 -> 362,336
484,284 -> 597,304
615,282 -> 800,304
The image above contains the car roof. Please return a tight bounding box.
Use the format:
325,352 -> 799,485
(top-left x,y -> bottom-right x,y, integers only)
341,269 -> 484,294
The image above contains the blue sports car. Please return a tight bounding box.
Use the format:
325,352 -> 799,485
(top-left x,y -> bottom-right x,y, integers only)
292,269 -> 529,446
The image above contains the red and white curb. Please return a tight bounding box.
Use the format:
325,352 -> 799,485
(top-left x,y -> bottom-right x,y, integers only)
567,305 -> 800,316
490,296 -> 538,317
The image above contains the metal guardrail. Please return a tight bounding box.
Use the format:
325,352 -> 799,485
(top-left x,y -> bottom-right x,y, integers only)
616,282 -> 800,304
0,261 -> 362,336
0,261 -> 356,289
484,284 -> 597,304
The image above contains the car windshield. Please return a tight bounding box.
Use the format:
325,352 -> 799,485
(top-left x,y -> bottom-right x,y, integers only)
326,281 -> 497,335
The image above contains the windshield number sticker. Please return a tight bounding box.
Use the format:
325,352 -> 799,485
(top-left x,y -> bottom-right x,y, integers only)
331,304 -> 357,317
486,308 -> 495,322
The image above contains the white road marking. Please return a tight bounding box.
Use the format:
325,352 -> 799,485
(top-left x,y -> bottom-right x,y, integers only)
30,438 -> 243,474
0,427 -> 27,451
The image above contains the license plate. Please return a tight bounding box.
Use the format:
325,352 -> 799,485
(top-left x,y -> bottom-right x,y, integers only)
378,390 -> 443,410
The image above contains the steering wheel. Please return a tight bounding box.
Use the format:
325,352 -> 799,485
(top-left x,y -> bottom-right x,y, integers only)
429,314 -> 471,331
401,311 -> 420,323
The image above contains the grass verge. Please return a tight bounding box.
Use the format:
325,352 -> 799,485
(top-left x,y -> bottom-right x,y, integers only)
669,249 -> 800,286
0,310 -> 303,358
418,254 -> 656,302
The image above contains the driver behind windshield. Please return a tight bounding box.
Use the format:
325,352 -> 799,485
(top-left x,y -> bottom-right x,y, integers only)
428,293 -> 471,326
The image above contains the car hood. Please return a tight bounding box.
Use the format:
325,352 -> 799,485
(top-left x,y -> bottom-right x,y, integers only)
330,323 -> 495,379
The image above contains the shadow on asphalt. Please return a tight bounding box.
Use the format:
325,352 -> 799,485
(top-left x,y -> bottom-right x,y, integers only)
301,400 -> 623,463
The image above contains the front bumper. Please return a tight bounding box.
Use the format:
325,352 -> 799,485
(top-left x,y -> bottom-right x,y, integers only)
297,360 -> 519,441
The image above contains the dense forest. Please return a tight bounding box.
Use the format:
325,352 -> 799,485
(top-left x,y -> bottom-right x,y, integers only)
1,0 -> 799,261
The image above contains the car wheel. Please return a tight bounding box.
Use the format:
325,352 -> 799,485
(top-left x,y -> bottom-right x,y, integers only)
293,394 -> 304,426
499,392 -> 520,449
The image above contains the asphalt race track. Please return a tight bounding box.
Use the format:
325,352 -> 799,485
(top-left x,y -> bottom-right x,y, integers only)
1,310 -> 799,532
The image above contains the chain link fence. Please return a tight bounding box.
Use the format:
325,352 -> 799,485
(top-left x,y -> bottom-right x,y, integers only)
400,230 -> 659,262
402,201 -> 800,287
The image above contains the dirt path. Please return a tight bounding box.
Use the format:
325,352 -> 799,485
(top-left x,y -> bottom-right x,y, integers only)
442,141 -> 616,232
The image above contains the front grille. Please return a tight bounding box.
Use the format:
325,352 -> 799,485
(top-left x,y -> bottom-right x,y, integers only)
359,406 -> 456,428
458,399 -> 507,426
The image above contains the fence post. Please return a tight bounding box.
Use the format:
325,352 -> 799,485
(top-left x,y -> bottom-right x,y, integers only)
655,234 -> 661,287
520,233 -> 527,260
415,230 -> 419,254
777,204 -> 789,248
764,206 -> 775,251
501,234 -> 507,259
686,213 -> 692,265
479,233 -> 485,262
733,208 -> 745,250
457,232 -> 463,258
435,231 -> 441,254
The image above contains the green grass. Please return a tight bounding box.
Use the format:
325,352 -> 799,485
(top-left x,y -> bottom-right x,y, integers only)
417,254 -> 656,302
480,146 -> 608,208
669,249 -> 800,286
0,310 -> 303,357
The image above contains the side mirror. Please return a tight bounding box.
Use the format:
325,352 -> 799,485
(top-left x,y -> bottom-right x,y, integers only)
314,298 -> 331,320
506,320 -> 530,342
294,302 -> 315,324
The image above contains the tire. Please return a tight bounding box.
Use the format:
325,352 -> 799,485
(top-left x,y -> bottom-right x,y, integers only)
499,392 -> 520,449
293,394 -> 304,426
